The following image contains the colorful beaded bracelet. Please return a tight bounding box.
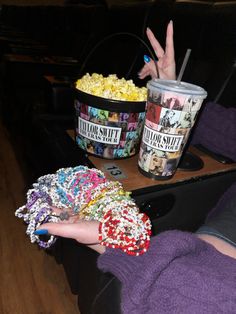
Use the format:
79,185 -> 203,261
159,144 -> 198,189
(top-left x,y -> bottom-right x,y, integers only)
15,166 -> 152,255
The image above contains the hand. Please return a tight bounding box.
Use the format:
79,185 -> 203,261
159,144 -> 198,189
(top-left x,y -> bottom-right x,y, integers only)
36,208 -> 105,254
139,20 -> 176,80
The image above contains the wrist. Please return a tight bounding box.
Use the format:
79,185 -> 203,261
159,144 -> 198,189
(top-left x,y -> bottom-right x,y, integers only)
88,243 -> 106,254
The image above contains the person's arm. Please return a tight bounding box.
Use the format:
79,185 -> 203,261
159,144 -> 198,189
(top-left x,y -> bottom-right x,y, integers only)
37,216 -> 236,259
197,234 -> 236,259
139,20 -> 176,80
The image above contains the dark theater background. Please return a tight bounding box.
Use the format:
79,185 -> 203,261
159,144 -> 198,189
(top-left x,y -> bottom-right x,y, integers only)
0,1 -> 235,313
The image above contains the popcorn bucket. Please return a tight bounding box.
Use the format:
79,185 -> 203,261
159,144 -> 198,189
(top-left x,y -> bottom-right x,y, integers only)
138,79 -> 207,180
74,32 -> 159,159
75,89 -> 146,159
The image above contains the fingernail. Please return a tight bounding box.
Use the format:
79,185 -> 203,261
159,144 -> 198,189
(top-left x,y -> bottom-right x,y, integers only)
34,229 -> 48,235
144,55 -> 150,63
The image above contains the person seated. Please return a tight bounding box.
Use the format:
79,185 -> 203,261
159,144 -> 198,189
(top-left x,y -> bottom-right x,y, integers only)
32,21 -> 236,313
35,182 -> 236,314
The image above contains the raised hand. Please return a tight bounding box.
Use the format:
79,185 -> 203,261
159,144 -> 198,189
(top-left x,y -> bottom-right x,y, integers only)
139,20 -> 176,80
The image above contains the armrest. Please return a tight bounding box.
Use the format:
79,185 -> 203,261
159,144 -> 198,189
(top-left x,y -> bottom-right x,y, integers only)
91,272 -> 122,314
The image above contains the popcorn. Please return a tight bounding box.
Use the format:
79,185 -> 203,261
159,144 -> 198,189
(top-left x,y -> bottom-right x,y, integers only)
75,73 -> 147,102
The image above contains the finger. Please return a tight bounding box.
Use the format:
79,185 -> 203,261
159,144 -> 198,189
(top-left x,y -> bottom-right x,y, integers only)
49,206 -> 78,224
139,66 -> 156,79
38,220 -> 100,244
138,64 -> 151,79
145,59 -> 158,78
146,27 -> 164,59
165,20 -> 175,61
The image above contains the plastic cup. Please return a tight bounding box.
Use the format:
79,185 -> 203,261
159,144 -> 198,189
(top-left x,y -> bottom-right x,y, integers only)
138,79 -> 207,180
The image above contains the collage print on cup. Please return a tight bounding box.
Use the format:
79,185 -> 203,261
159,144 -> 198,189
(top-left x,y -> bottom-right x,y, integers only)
75,100 -> 146,159
138,87 -> 203,177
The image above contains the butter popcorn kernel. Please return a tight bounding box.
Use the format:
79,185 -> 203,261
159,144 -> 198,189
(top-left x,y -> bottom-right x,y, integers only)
76,73 -> 147,102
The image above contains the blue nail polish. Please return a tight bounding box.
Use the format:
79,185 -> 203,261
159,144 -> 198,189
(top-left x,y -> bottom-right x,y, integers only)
34,229 -> 48,235
144,55 -> 150,63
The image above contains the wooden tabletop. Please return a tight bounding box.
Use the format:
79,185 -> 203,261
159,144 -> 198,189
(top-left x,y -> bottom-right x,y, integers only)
89,147 -> 236,192
67,130 -> 236,192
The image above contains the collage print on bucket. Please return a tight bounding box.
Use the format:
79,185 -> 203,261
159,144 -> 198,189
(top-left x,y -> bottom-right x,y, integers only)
138,87 -> 203,178
75,100 -> 146,159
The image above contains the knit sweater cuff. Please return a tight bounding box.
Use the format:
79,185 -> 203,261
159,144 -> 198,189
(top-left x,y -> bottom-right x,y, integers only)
97,246 -> 144,283
97,230 -> 203,285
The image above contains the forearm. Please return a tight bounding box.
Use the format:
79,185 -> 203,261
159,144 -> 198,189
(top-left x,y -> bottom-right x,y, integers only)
197,234 -> 236,259
196,185 -> 236,259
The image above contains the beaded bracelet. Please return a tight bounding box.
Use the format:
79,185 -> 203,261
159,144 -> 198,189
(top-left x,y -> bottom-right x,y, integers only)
15,166 -> 152,255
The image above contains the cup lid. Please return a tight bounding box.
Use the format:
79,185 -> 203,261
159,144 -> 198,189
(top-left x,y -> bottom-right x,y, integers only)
147,79 -> 207,98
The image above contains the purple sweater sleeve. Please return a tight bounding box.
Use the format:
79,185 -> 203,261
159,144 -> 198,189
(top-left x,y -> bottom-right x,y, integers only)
97,230 -> 236,314
98,231 -> 200,288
